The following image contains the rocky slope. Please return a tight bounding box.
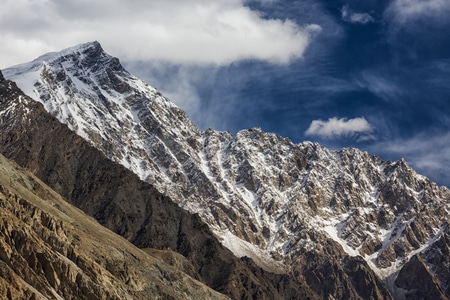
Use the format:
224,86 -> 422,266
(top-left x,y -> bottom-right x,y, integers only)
0,70 -> 316,299
2,42 -> 450,298
0,152 -> 231,299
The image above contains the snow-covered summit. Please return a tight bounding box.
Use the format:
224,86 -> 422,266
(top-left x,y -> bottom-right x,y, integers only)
5,42 -> 109,94
4,42 -> 450,297
4,41 -> 199,183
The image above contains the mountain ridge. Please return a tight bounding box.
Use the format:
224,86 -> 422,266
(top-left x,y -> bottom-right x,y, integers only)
3,42 -> 450,298
0,68 -> 318,299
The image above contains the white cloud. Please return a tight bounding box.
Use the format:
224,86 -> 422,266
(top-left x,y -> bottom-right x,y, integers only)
0,0 -> 320,68
305,117 -> 375,141
341,5 -> 374,24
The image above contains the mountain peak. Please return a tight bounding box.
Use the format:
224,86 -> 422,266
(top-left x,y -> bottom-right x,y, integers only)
76,40 -> 102,51
65,40 -> 124,72
3,41 -> 122,83
49,40 -> 103,58
0,70 -> 4,82
42,40 -> 104,61
3,41 -> 198,180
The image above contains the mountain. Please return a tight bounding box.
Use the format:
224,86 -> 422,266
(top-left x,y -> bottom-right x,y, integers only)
0,69 -> 316,299
0,151 -> 231,299
2,42 -> 450,299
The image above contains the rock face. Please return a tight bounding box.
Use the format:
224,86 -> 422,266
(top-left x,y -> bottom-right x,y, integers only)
0,69 -> 317,300
2,43 -> 450,298
0,152 -> 229,300
395,255 -> 446,300
394,225 -> 450,299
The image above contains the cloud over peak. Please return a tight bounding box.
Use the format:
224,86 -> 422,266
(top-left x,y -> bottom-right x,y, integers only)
305,117 -> 375,141
0,0 -> 320,67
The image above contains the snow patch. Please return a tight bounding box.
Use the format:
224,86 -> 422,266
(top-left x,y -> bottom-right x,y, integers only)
220,230 -> 286,274
322,218 -> 360,257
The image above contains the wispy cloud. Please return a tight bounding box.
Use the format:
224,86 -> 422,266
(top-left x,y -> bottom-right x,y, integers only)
385,0 -> 450,25
370,131 -> 450,187
354,71 -> 403,102
0,0 -> 321,67
305,117 -> 375,141
382,0 -> 450,72
124,61 -> 214,129
341,5 -> 374,24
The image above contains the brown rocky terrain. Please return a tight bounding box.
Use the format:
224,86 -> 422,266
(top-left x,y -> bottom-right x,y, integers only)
0,152 -> 229,299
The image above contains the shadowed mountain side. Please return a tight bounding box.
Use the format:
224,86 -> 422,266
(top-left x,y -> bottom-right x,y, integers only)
0,153 -> 229,300
0,71 -> 318,299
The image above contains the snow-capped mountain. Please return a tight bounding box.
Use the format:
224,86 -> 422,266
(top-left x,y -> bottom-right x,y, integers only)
0,70 -> 318,299
3,42 -> 450,299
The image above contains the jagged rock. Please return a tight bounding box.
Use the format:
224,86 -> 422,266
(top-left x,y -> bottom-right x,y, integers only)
422,225 -> 450,296
395,255 -> 447,299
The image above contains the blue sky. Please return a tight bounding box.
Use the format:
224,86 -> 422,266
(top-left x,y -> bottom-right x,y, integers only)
1,0 -> 449,187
